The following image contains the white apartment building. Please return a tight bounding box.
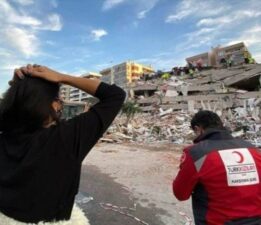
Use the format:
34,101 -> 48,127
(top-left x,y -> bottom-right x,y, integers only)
60,85 -> 71,101
62,72 -> 102,102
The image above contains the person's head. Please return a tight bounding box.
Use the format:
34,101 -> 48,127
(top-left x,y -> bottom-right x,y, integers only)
191,110 -> 224,137
0,75 -> 62,133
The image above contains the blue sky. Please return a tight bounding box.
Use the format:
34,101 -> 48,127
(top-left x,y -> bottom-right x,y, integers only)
1,0 -> 261,94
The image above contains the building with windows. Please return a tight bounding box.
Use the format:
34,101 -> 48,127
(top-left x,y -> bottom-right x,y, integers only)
62,101 -> 86,119
60,85 -> 71,101
186,42 -> 252,68
214,42 -> 251,66
61,72 -> 102,103
186,52 -> 210,67
100,61 -> 154,88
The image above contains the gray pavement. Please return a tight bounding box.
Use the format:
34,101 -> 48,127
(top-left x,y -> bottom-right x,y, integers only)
78,143 -> 193,225
79,165 -> 166,225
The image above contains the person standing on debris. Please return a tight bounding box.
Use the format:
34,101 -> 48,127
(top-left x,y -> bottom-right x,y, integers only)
244,51 -> 250,64
173,110 -> 261,225
226,55 -> 232,68
249,56 -> 255,64
220,58 -> 227,67
196,58 -> 203,71
0,64 -> 126,225
188,68 -> 194,78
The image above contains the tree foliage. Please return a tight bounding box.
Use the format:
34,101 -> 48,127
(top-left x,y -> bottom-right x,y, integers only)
121,101 -> 141,124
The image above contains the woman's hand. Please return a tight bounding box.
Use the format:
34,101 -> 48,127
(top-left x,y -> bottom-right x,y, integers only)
9,64 -> 64,85
23,64 -> 64,83
9,64 -> 101,96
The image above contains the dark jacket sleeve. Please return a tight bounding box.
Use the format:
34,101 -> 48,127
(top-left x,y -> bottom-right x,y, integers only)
58,82 -> 126,162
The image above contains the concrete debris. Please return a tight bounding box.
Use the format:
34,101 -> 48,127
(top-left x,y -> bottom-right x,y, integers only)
131,64 -> 261,112
102,64 -> 261,147
103,112 -> 193,144
102,107 -> 261,147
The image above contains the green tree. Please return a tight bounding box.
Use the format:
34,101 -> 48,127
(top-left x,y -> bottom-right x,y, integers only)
121,101 -> 141,124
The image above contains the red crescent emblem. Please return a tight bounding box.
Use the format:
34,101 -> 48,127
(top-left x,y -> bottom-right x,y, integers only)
232,151 -> 244,163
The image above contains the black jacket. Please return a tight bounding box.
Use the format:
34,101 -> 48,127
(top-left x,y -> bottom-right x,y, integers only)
0,82 -> 126,223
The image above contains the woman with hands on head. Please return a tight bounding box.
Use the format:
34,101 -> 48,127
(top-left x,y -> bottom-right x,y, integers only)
0,64 -> 126,225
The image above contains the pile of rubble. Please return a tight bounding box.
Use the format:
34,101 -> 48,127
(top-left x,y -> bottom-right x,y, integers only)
102,112 -> 194,144
101,107 -> 261,147
101,64 -> 261,147
132,64 -> 261,113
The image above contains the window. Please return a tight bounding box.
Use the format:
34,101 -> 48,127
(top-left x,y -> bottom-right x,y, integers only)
218,51 -> 224,57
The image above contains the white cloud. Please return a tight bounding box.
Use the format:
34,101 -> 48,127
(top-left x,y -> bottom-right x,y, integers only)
136,0 -> 159,19
0,53 -> 28,92
102,0 -> 126,11
13,15 -> 42,26
137,10 -> 148,19
46,14 -> 62,31
0,0 -> 62,30
0,49 -> 12,57
37,14 -> 62,31
0,0 -> 62,59
174,25 -> 224,52
91,29 -> 108,41
136,52 -> 187,70
1,26 -> 39,57
71,68 -> 89,76
168,0 -> 261,58
102,0 -> 160,19
45,40 -> 56,46
0,0 -> 41,26
95,62 -> 114,70
50,0 -> 58,8
12,0 -> 34,6
0,1 -> 39,57
0,0 -> 63,94
197,17 -> 231,27
253,53 -> 261,63
166,0 -> 230,23
226,25 -> 261,63
227,25 -> 261,47
197,10 -> 261,27
1,63 -> 26,71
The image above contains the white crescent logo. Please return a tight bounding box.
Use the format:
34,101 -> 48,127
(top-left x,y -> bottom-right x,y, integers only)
232,151 -> 244,163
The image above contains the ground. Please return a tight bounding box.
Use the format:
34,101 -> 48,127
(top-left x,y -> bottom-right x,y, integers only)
78,143 -> 193,225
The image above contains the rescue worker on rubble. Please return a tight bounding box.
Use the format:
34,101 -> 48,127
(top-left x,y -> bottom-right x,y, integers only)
0,64 -> 126,225
227,55 -> 233,68
249,56 -> 255,64
188,68 -> 194,78
173,110 -> 261,225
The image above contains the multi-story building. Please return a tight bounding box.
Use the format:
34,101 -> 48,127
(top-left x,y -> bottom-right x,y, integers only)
186,42 -> 252,67
60,85 -> 71,101
215,42 -> 250,66
62,101 -> 86,119
100,61 -> 154,88
186,52 -> 211,67
61,72 -> 101,102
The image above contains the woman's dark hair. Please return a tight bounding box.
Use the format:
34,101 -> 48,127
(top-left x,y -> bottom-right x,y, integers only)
191,110 -> 224,130
0,76 -> 60,133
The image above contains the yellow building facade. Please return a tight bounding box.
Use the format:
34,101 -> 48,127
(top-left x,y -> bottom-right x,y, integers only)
100,61 -> 154,87
126,62 -> 154,83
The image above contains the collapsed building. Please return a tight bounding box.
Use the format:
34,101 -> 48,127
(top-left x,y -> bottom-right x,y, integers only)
134,64 -> 261,113
186,42 -> 252,68
59,42 -> 260,147
102,64 -> 261,147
